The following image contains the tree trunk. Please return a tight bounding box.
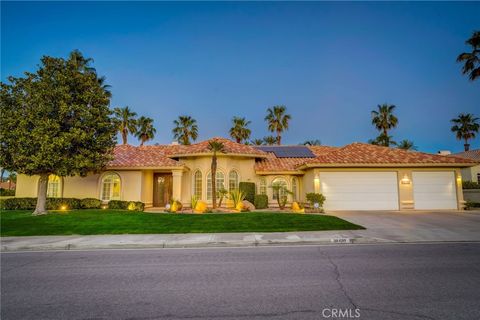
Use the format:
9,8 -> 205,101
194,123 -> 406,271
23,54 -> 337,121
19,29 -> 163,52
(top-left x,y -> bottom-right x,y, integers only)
140,138 -> 145,146
277,130 -> 281,145
0,168 -> 4,182
211,154 -> 217,209
33,173 -> 49,215
464,140 -> 470,151
122,129 -> 128,145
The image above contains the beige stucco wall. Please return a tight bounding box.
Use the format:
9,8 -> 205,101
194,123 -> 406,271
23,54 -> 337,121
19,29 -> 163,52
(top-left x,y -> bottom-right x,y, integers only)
461,165 -> 480,183
15,174 -> 39,197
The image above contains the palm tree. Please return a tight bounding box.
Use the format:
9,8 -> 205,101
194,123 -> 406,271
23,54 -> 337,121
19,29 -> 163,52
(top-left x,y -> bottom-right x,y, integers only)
97,76 -> 112,98
263,136 -> 278,145
113,106 -> 137,145
135,116 -> 156,146
457,31 -> 480,81
208,140 -> 225,209
172,115 -> 198,145
368,133 -> 396,147
251,139 -> 264,146
371,104 -> 398,137
397,139 -> 417,151
229,117 -> 252,143
303,139 -> 321,146
68,49 -> 96,74
265,105 -> 291,145
451,113 -> 480,151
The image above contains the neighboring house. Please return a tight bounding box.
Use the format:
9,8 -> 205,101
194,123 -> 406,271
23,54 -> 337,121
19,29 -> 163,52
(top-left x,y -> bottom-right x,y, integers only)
449,149 -> 480,183
0,181 -> 15,190
15,138 -> 477,210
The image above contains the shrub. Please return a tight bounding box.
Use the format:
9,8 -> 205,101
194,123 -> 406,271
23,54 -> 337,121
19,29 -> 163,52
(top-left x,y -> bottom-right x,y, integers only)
230,189 -> 245,211
46,198 -> 82,210
239,182 -> 255,203
0,197 -> 37,210
133,201 -> 145,211
306,193 -> 326,208
463,181 -> 480,189
80,198 -> 102,209
107,200 -> 129,210
0,188 -> 15,196
254,194 -> 268,209
465,201 -> 480,210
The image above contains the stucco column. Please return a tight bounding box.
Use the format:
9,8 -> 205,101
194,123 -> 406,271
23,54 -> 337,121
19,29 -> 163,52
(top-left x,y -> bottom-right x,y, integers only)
172,170 -> 183,201
314,171 -> 321,194
455,169 -> 465,210
397,169 -> 414,210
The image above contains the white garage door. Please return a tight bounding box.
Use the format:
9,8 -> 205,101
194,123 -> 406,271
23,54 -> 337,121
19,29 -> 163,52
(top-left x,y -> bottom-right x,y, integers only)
320,172 -> 399,211
412,172 -> 457,210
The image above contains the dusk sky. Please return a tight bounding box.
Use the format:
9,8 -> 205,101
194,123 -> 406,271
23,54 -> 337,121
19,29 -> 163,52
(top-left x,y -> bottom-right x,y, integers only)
2,1 -> 479,153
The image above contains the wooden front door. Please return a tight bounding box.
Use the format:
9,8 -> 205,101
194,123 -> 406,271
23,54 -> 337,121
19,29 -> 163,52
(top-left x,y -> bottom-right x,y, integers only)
153,173 -> 173,207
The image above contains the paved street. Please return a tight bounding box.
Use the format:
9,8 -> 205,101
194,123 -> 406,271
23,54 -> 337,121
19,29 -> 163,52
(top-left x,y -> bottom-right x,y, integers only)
2,243 -> 480,320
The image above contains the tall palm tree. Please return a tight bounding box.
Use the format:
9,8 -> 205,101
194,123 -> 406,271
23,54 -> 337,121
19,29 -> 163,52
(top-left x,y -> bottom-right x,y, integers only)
368,133 -> 396,147
457,31 -> 480,81
113,106 -> 137,145
397,139 -> 417,151
251,139 -> 264,146
303,139 -> 321,146
263,136 -> 278,145
172,115 -> 198,145
265,105 -> 291,145
135,116 -> 156,146
451,113 -> 480,151
229,117 -> 252,143
371,104 -> 398,139
208,140 -> 225,209
68,49 -> 96,74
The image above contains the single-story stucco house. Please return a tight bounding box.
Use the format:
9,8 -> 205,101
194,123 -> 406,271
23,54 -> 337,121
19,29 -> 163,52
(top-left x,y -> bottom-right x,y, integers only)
449,149 -> 480,183
15,137 -> 478,211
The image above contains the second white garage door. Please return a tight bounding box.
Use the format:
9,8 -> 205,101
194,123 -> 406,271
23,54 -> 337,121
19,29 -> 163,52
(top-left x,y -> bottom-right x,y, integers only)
320,172 -> 399,211
412,172 -> 457,210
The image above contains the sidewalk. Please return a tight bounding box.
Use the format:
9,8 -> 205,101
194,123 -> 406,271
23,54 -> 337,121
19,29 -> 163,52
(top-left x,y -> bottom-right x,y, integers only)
1,230 -> 391,252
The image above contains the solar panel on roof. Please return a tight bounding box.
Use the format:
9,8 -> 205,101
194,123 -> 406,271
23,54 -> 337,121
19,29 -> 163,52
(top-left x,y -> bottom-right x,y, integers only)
255,146 -> 316,158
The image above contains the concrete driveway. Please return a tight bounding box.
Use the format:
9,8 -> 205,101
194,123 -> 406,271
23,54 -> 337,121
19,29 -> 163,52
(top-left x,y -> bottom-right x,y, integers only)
329,210 -> 480,243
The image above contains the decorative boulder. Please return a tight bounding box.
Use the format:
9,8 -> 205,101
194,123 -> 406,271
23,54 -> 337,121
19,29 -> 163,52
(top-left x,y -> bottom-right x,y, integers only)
194,201 -> 207,214
242,200 -> 255,211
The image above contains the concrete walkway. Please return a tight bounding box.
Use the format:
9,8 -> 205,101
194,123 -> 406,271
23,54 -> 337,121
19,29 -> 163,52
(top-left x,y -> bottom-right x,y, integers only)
2,210 -> 480,251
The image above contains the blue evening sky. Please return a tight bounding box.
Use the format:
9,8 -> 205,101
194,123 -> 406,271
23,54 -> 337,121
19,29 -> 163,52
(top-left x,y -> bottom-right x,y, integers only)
2,1 -> 479,153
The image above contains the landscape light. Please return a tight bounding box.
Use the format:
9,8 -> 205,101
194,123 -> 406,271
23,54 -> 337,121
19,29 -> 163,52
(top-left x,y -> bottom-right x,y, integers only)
60,205 -> 68,211
401,175 -> 411,184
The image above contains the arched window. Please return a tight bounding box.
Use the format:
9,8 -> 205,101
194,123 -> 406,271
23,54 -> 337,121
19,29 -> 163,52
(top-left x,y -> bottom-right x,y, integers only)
194,170 -> 202,199
101,172 -> 121,201
207,171 -> 225,200
229,170 -> 239,192
271,177 -> 288,201
47,175 -> 61,198
259,177 -> 267,195
291,177 -> 298,201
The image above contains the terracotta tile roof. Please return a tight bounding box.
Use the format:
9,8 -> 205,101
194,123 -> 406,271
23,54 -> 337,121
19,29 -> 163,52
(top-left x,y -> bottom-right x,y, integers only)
302,143 -> 477,167
450,149 -> 480,162
108,145 -> 183,168
168,137 -> 267,157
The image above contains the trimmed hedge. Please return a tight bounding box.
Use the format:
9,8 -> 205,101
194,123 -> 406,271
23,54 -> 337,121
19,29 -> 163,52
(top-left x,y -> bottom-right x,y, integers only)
108,200 -> 144,211
0,188 -> 15,196
463,181 -> 480,189
254,194 -> 268,209
239,182 -> 255,204
0,197 -> 144,211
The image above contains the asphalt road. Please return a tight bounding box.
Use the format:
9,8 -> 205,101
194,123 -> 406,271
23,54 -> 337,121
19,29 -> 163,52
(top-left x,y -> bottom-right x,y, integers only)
2,243 -> 480,320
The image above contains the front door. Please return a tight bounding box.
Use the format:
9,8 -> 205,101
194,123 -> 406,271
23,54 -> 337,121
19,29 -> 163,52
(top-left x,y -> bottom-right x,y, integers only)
153,173 -> 173,207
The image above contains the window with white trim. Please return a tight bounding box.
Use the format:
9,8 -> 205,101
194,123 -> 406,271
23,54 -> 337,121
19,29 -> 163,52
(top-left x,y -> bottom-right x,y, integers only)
101,172 -> 121,201
207,171 -> 225,200
194,170 -> 202,199
291,177 -> 298,201
272,177 -> 288,200
229,170 -> 239,192
47,175 -> 61,198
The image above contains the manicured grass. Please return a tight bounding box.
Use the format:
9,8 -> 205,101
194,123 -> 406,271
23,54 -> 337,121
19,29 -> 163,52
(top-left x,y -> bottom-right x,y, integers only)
0,210 -> 364,236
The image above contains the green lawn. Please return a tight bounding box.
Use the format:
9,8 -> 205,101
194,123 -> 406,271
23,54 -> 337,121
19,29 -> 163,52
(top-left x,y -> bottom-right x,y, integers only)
0,210 -> 364,236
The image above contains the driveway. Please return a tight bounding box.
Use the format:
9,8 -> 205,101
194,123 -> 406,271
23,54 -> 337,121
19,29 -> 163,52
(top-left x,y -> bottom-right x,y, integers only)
329,210 -> 480,243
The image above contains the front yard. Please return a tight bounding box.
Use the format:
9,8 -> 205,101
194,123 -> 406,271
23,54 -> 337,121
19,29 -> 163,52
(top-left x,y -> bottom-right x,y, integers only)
0,210 -> 364,236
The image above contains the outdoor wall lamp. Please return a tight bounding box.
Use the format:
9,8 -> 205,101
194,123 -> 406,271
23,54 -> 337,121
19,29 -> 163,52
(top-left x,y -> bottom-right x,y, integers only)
401,174 -> 411,184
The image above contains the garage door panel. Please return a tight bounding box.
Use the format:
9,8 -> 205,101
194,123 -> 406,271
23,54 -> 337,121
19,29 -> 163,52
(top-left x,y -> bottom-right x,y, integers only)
320,172 -> 399,211
412,172 -> 457,210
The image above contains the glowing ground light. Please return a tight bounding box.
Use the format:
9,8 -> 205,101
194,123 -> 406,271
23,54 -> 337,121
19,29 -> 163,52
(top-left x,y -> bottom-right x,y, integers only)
60,205 -> 68,211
